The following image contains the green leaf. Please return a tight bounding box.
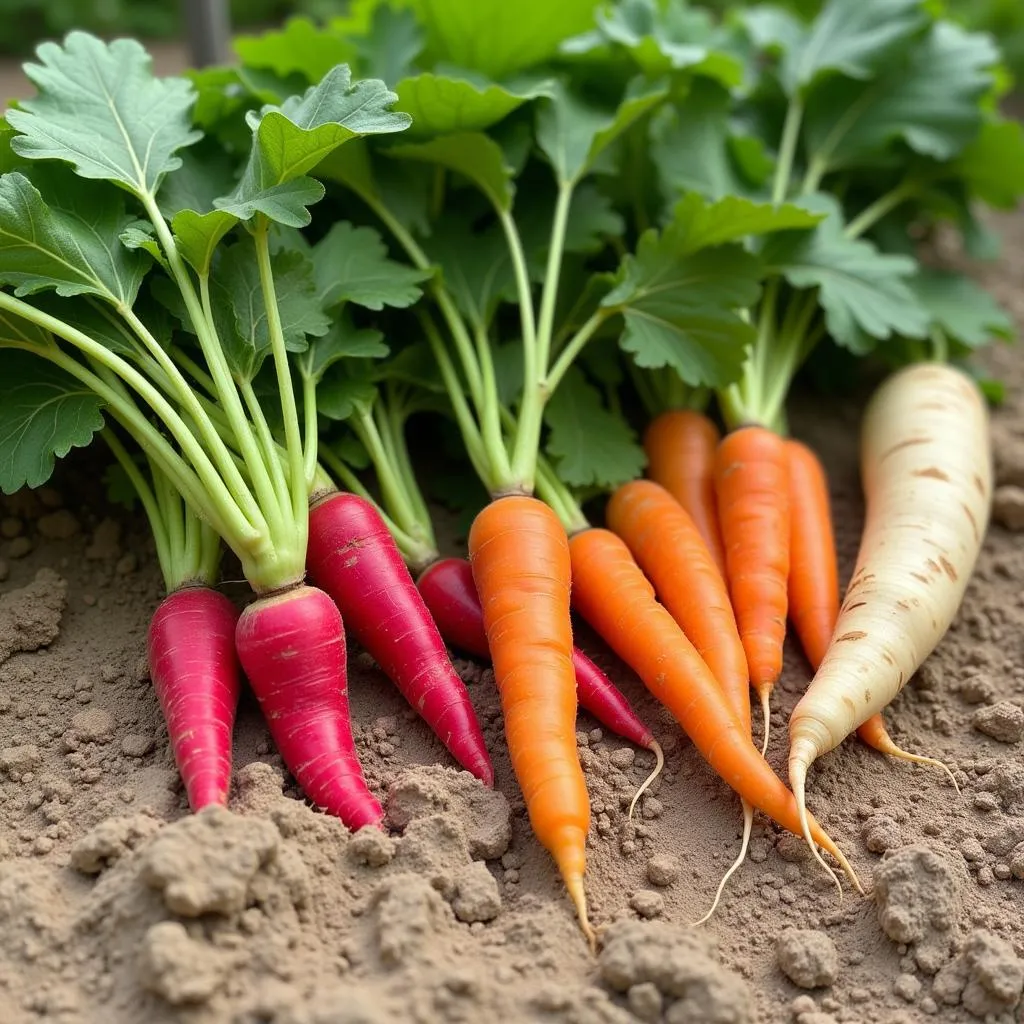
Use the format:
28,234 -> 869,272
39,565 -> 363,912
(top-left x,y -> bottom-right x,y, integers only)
386,131 -> 514,210
170,209 -> 240,276
119,222 -> 166,269
351,6 -> 424,85
492,339 -> 526,407
317,361 -> 378,421
761,199 -> 930,348
544,365 -> 645,489
908,269 -> 1014,349
310,221 -> 431,311
562,183 -> 626,254
30,295 -> 141,356
536,80 -> 668,187
102,460 -> 139,511
7,32 -> 201,199
408,0 -> 600,80
0,349 -> 106,492
650,79 -> 770,201
804,22 -> 1000,171
424,212 -> 515,330
668,192 -> 824,254
744,0 -> 927,98
603,234 -> 760,387
953,118 -> 1024,210
158,142 -> 239,219
234,17 -> 356,84
378,341 -> 445,393
216,65 -> 412,227
0,171 -> 148,305
301,314 -> 388,383
214,245 -> 330,381
562,0 -> 743,86
396,71 -> 551,138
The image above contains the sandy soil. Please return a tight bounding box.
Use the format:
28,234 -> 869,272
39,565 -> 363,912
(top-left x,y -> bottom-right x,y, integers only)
1,57 -> 1024,1024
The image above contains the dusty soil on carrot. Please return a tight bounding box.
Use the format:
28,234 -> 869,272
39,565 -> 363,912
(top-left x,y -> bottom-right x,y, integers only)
3,235 -> 1024,1024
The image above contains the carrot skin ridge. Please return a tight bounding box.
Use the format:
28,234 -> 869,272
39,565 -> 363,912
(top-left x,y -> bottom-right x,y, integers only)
468,496 -> 593,937
148,586 -> 241,811
307,493 -> 493,786
417,555 -> 657,751
235,585 -> 384,830
568,527 -> 860,892
606,479 -> 751,733
783,439 -> 903,760
643,410 -> 727,577
714,426 -> 791,695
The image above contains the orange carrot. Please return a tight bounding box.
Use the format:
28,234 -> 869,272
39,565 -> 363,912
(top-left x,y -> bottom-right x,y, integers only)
785,439 -> 959,789
568,526 -> 861,894
714,425 -> 790,752
643,410 -> 727,576
606,478 -> 756,919
606,480 -> 749,723
468,495 -> 593,944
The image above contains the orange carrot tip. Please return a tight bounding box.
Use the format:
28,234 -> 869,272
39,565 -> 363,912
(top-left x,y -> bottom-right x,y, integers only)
627,739 -> 665,822
691,799 -> 754,927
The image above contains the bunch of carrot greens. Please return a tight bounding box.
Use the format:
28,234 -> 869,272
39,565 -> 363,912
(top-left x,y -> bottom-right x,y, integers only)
2,0 -> 1022,949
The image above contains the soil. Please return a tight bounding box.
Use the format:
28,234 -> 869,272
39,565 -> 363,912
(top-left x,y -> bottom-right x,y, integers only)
2,55 -> 1024,1024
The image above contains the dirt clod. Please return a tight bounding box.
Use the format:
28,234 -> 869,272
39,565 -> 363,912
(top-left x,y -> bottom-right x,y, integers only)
0,567 -> 66,664
874,846 -> 963,974
776,930 -> 839,989
992,485 -> 1024,530
140,921 -> 231,1005
932,930 -> 1024,1018
972,700 -> 1024,743
599,920 -> 753,1022
139,806 -> 279,916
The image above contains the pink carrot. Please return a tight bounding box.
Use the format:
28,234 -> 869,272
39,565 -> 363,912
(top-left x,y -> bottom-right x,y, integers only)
417,557 -> 660,753
307,492 -> 493,786
235,584 -> 384,829
147,586 -> 241,811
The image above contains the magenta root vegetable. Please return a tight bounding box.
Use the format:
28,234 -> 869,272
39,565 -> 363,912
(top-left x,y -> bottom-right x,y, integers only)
235,584 -> 384,829
307,492 -> 493,786
148,586 -> 241,810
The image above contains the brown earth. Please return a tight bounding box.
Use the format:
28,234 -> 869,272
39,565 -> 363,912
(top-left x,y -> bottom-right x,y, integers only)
2,52 -> 1024,1024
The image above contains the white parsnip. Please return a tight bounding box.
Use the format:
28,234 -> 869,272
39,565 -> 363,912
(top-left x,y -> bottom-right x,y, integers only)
788,362 -> 992,855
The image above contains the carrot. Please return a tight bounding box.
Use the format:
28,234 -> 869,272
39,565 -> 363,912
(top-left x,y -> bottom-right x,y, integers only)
643,410 -> 727,577
235,586 -> 385,830
605,478 -> 755,917
307,491 -> 493,785
784,438 -> 958,785
568,526 -> 861,894
714,425 -> 790,753
148,586 -> 241,810
789,363 -> 991,859
468,495 -> 593,944
416,555 -> 665,812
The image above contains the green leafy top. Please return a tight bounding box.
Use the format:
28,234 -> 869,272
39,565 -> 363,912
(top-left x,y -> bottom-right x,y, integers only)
8,32 -> 201,199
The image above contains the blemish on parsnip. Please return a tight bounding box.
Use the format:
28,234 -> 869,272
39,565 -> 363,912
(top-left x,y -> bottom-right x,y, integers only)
880,437 -> 928,461
939,557 -> 958,582
913,466 -> 950,482
837,631 -> 867,642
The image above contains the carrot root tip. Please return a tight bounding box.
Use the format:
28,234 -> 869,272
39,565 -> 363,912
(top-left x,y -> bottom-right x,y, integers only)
690,797 -> 754,928
758,688 -> 772,757
628,740 -> 665,822
880,743 -> 962,797
566,875 -> 596,953
789,752 -> 844,901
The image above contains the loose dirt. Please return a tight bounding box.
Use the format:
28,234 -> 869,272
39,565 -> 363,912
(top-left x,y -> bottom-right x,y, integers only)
1,106 -> 1024,1024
